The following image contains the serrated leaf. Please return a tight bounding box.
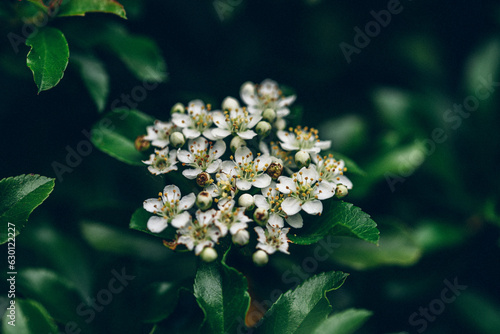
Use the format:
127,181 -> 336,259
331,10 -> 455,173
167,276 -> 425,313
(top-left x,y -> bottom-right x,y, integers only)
289,201 -> 379,246
2,299 -> 58,334
71,53 -> 109,112
259,271 -> 348,334
193,260 -> 250,334
313,308 -> 373,334
57,0 -> 127,19
0,174 -> 55,244
91,109 -> 154,165
129,207 -> 177,240
26,27 -> 69,93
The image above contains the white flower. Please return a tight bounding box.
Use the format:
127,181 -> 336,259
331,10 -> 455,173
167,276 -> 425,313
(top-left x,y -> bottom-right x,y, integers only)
213,200 -> 251,237
204,167 -> 238,203
177,209 -> 222,255
276,165 -> 335,216
143,121 -> 177,148
142,147 -> 178,175
254,182 -> 303,228
223,146 -> 272,191
172,100 -> 216,140
177,137 -> 226,179
143,185 -> 196,232
254,224 -> 290,255
277,126 -> 331,154
211,107 -> 261,140
240,79 -> 296,118
313,154 -> 353,189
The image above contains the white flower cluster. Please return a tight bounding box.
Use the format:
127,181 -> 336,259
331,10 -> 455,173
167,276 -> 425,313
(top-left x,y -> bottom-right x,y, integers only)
138,79 -> 352,264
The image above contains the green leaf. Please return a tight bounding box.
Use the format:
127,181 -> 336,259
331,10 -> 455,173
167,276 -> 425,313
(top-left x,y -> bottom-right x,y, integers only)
2,299 -> 58,334
193,260 -> 250,334
0,174 -> 55,244
289,201 -> 379,246
105,25 -> 167,82
259,271 -> 348,334
130,207 -> 177,240
464,39 -> 500,98
140,282 -> 180,323
91,109 -> 154,165
413,219 -> 467,254
26,27 -> 69,93
71,54 -> 109,112
313,308 -> 373,334
57,0 -> 127,19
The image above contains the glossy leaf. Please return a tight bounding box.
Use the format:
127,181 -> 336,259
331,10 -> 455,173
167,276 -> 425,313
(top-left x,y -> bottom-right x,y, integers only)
289,201 -> 379,246
0,174 -> 55,244
2,299 -> 58,334
313,308 -> 373,334
193,259 -> 250,334
26,27 -> 69,93
57,0 -> 127,19
91,109 -> 154,165
71,54 -> 109,112
259,271 -> 348,334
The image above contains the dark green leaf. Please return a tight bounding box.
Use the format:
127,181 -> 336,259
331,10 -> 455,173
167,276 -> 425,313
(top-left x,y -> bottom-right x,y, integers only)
71,53 -> 109,112
259,271 -> 348,334
0,174 -> 55,244
2,299 -> 58,334
130,207 -> 177,240
26,27 -> 69,93
464,39 -> 500,98
140,282 -> 180,323
329,151 -> 366,176
413,220 -> 467,254
289,201 -> 379,246
91,109 -> 154,165
57,0 -> 127,19
105,25 -> 167,82
193,260 -> 250,334
313,308 -> 373,334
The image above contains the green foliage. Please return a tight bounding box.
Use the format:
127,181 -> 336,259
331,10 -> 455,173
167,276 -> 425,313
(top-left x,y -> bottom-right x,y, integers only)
2,299 -> 58,334
26,27 -> 69,93
0,174 -> 55,244
140,282 -> 180,323
71,54 -> 109,112
130,207 -> 177,240
57,0 -> 127,19
312,308 -> 373,334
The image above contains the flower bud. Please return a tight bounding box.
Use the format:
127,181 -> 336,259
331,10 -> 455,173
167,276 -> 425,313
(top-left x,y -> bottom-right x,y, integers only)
222,96 -> 240,111
335,184 -> 348,198
266,161 -> 284,179
262,108 -> 276,122
196,191 -> 213,210
230,136 -> 246,153
200,247 -> 218,262
170,102 -> 185,114
274,118 -> 286,131
253,207 -> 269,225
255,121 -> 272,137
169,132 -> 185,148
241,81 -> 255,98
134,135 -> 150,151
232,229 -> 250,246
238,193 -> 254,210
196,172 -> 213,188
252,250 -> 268,266
295,150 -> 311,168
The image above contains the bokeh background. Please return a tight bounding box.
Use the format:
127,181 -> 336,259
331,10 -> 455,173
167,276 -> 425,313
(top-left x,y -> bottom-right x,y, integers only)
1,0 -> 500,333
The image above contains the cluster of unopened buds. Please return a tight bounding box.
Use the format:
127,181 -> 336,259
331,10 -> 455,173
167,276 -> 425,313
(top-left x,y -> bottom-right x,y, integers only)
136,79 -> 352,265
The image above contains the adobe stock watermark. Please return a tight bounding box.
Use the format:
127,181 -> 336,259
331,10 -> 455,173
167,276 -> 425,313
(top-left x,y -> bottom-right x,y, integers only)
51,69 -> 166,182
339,0 -> 407,64
408,277 -> 467,333
233,235 -> 340,334
385,74 -> 500,192
54,267 -> 135,334
213,0 -> 243,22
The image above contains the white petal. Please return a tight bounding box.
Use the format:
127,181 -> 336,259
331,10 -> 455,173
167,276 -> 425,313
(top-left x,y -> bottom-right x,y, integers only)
277,130 -> 293,143
278,95 -> 296,108
178,236 -> 194,251
254,154 -> 272,171
187,99 -> 205,115
252,173 -> 271,188
163,185 -> 181,202
172,114 -> 191,128
336,175 -> 353,189
211,140 -> 226,159
237,130 -> 257,140
315,140 -> 331,150
281,197 -> 302,215
206,160 -> 221,173
182,168 -> 201,179
240,81 -> 257,106
268,214 -> 284,228
300,166 -> 319,183
285,213 -> 303,228
314,182 -> 335,200
259,141 -> 270,155
143,198 -> 163,213
257,244 -> 276,255
236,179 -> 252,191
195,242 -> 213,256
280,141 -> 300,151
254,226 -> 266,242
276,107 -> 290,118
253,195 -> 269,209
235,146 -> 252,163
147,216 -> 168,233
183,128 -> 201,139
246,115 -> 262,129
202,128 -> 217,141
171,211 -> 191,228
276,176 -> 296,194
221,160 -> 237,174
176,149 -> 193,164
205,184 -> 220,198
302,200 -> 323,215
179,193 -> 196,210
212,111 -> 228,128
